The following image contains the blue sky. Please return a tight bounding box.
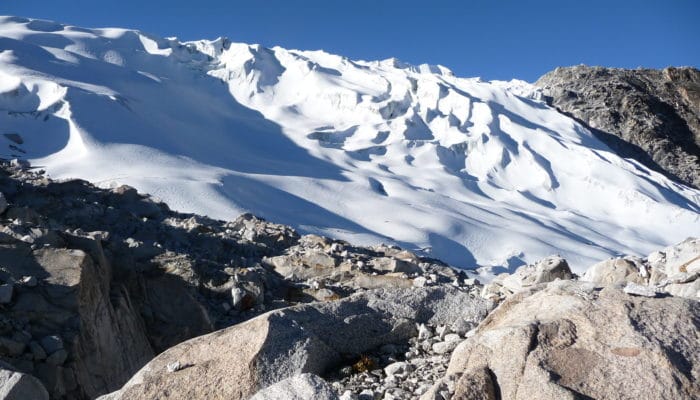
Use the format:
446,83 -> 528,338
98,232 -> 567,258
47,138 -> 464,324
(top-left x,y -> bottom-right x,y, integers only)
3,0 -> 698,81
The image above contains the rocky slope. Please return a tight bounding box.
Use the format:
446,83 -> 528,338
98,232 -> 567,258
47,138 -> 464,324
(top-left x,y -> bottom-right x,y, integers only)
0,158 -> 698,399
0,159 -> 481,399
536,65 -> 700,188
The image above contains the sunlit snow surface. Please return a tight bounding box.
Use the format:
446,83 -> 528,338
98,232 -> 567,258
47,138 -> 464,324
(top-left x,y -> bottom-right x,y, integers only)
1,16 -> 698,275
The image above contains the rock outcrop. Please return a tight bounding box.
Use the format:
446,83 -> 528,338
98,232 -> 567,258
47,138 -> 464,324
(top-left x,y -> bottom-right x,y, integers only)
536,65 -> 700,188
582,237 -> 699,298
443,280 -> 700,400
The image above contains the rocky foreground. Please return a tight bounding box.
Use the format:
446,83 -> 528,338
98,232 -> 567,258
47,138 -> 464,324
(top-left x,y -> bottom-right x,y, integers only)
0,160 -> 697,399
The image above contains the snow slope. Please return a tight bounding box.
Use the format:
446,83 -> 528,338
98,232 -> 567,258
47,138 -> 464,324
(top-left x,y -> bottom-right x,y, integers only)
1,16 -> 698,274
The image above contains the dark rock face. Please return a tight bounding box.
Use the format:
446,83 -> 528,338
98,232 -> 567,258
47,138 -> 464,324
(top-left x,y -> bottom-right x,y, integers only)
536,65 -> 700,188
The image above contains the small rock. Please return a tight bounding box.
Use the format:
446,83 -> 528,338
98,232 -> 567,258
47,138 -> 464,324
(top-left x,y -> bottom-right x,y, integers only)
39,335 -> 63,354
20,276 -> 37,287
358,389 -> 374,400
29,341 -> 46,360
417,323 -> 431,340
231,287 -> 247,308
166,361 -> 181,373
384,361 -> 413,377
623,282 -> 658,297
413,276 -> 427,287
46,348 -> 68,365
0,284 -> 13,304
339,390 -> 357,400
432,340 -> 459,355
0,337 -> 26,356
444,333 -> 461,343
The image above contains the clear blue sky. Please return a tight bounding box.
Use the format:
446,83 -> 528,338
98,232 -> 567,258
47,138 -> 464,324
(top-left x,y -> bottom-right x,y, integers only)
3,0 -> 698,81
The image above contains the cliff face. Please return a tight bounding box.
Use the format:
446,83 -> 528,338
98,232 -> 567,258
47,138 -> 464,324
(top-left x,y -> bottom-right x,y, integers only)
536,66 -> 700,188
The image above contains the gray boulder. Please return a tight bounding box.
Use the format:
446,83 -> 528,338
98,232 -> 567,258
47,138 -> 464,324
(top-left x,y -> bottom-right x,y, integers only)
250,373 -> 338,400
0,366 -> 49,400
442,280 -> 700,399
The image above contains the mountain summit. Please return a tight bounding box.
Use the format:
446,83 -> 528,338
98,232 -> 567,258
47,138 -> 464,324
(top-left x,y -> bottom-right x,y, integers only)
0,16 -> 698,272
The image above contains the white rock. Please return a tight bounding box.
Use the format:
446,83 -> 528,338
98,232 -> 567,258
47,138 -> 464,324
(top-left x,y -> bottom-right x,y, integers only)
20,276 -> 37,287
166,361 -> 181,373
250,373 -> 339,400
384,361 -> 413,377
231,287 -> 247,308
623,282 -> 658,297
417,323 -> 431,340
339,390 -> 357,400
413,276 -> 427,287
432,340 -> 459,354
443,333 -> 461,343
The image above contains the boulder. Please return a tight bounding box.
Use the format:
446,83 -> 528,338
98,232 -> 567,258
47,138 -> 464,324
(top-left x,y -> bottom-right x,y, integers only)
100,286 -> 493,400
0,366 -> 49,400
581,257 -> 645,285
249,373 -> 338,400
444,280 -> 700,399
581,238 -> 699,298
2,243 -> 154,399
482,256 -> 573,300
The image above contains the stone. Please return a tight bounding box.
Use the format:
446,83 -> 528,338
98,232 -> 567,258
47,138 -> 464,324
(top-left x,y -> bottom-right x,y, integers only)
250,373 -> 339,400
46,349 -> 68,366
358,389 -> 374,400
231,287 -> 247,309
417,324 -> 432,340
166,361 -> 181,373
482,256 -> 573,299
0,367 -> 49,400
623,282 -> 659,297
20,276 -> 37,287
39,335 -> 64,355
384,361 -> 413,377
29,341 -> 47,361
0,192 -> 7,215
0,284 -> 13,304
431,341 -> 459,355
442,280 -> 700,400
0,338 -> 25,357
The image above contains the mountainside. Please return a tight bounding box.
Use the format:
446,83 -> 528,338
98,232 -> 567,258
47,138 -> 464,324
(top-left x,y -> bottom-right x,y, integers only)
1,16 -> 699,273
536,65 -> 700,189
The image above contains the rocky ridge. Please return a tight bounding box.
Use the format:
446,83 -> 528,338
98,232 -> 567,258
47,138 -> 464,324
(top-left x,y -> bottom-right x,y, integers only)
536,65 -> 700,188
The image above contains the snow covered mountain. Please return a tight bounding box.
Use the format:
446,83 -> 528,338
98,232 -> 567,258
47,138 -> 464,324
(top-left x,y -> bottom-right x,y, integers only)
1,16 -> 698,273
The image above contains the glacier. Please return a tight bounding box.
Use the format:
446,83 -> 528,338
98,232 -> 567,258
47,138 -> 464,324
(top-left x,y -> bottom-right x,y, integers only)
0,16 -> 698,274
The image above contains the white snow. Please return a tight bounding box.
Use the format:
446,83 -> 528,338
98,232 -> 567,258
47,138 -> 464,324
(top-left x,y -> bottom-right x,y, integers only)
0,16 -> 698,275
